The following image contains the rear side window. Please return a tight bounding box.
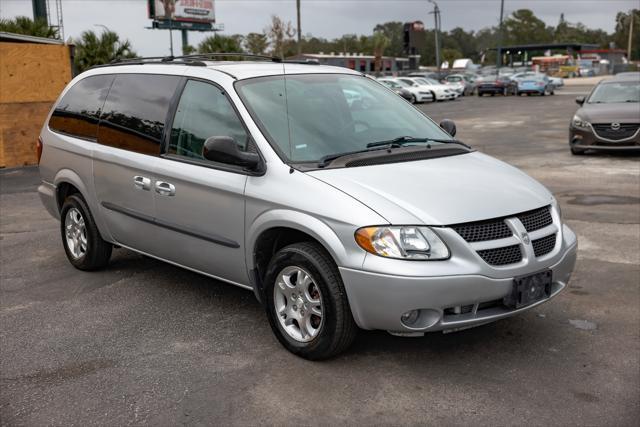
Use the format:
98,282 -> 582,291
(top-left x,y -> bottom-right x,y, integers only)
98,74 -> 181,155
49,75 -> 114,140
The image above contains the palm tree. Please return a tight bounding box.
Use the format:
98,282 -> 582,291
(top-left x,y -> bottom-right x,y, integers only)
0,16 -> 58,39
74,30 -> 136,73
198,35 -> 243,55
372,31 -> 390,73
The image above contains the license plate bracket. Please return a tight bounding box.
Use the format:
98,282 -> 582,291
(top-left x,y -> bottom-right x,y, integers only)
504,270 -> 552,309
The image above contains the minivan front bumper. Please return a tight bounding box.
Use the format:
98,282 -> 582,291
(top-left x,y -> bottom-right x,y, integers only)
339,225 -> 577,334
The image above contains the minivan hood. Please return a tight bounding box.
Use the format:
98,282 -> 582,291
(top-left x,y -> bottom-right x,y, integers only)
578,103 -> 640,123
308,151 -> 552,225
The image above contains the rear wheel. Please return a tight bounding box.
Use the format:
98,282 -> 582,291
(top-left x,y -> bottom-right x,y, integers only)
264,242 -> 357,360
60,194 -> 112,270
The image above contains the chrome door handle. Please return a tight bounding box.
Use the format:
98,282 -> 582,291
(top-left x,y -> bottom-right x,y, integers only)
155,181 -> 176,196
133,176 -> 151,191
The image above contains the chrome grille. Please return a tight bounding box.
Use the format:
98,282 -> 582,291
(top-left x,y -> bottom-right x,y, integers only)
477,245 -> 522,266
592,123 -> 639,141
532,233 -> 557,257
451,220 -> 512,242
517,206 -> 552,232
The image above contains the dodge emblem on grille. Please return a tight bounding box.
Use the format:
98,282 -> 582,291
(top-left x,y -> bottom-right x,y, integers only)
521,232 -> 531,245
611,122 -> 621,131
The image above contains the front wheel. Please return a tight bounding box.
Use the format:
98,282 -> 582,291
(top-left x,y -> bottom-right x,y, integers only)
264,242 -> 357,360
60,194 -> 112,270
410,94 -> 417,104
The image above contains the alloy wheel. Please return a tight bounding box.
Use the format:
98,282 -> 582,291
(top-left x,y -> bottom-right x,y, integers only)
64,207 -> 87,259
273,266 -> 324,342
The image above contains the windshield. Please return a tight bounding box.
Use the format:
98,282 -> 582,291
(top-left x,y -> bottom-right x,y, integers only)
235,74 -> 453,163
588,81 -> 640,103
380,80 -> 400,89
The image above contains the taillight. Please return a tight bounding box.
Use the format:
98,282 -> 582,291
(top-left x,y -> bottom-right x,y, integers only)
36,136 -> 43,164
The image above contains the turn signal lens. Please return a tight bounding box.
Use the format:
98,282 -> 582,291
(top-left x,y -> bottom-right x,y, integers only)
355,226 -> 449,260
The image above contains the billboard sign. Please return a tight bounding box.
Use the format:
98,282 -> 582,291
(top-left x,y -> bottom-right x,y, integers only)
149,0 -> 215,23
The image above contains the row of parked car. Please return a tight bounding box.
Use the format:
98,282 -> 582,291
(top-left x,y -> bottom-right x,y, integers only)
375,69 -> 565,103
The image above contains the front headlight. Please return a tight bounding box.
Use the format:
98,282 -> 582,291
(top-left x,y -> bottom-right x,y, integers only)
355,226 -> 449,260
572,114 -> 590,130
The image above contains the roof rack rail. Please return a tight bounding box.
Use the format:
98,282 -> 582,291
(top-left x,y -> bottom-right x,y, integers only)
177,52 -> 282,62
88,52 -> 320,71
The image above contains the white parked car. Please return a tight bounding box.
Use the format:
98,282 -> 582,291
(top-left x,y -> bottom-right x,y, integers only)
397,77 -> 456,101
548,76 -> 564,87
378,78 -> 433,103
442,74 -> 467,96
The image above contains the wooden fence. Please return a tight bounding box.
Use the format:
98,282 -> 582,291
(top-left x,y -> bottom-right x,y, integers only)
0,41 -> 73,167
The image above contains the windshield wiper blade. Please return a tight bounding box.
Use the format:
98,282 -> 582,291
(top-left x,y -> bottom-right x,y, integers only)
317,146 -> 389,168
366,136 -> 470,149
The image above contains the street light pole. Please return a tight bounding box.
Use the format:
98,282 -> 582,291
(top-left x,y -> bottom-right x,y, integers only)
296,0 -> 302,55
428,0 -> 441,71
496,0 -> 505,73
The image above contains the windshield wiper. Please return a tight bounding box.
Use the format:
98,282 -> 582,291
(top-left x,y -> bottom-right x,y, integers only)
317,146 -> 389,168
317,136 -> 470,168
366,135 -> 470,149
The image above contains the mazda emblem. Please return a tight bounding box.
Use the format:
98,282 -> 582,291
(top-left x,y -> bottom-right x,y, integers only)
611,122 -> 621,131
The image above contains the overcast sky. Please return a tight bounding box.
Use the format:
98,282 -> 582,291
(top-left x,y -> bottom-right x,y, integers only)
1,0 -> 637,56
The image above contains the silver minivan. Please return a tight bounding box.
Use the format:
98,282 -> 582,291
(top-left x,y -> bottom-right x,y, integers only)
38,56 -> 577,359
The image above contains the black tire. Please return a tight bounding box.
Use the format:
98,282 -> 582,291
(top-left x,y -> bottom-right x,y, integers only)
570,145 -> 586,155
60,194 -> 112,270
430,91 -> 436,102
477,92 -> 483,97
410,94 -> 417,104
263,242 -> 357,360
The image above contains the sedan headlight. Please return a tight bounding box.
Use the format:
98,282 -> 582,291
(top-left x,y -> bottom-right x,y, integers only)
355,226 -> 449,260
572,114 -> 590,130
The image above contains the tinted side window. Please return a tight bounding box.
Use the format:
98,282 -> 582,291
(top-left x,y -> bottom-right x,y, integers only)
49,75 -> 114,140
98,74 -> 180,155
168,80 -> 250,160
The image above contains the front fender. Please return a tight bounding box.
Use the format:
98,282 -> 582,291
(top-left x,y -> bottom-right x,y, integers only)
245,209 -> 363,272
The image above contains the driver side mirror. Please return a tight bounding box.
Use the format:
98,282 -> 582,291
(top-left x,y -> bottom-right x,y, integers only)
575,96 -> 585,106
202,136 -> 261,171
439,119 -> 457,137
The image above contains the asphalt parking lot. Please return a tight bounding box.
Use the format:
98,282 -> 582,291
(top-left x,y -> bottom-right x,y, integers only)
1,84 -> 639,426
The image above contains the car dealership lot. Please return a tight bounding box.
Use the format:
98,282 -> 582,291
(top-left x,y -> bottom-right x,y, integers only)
1,85 -> 638,425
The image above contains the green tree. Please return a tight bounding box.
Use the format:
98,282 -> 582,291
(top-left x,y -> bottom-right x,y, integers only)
73,30 -> 136,73
198,34 -> 243,54
371,31 -> 389,72
612,9 -> 640,60
503,9 -> 553,45
0,16 -> 58,39
244,32 -> 268,55
373,21 -> 405,57
441,48 -> 463,67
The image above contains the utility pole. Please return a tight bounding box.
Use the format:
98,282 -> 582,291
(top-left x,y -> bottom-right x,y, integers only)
628,12 -> 634,61
496,0 -> 505,73
428,0 -> 441,70
296,0 -> 302,55
168,14 -> 174,57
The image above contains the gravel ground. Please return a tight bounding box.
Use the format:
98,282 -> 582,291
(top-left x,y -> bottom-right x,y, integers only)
1,84 -> 639,426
